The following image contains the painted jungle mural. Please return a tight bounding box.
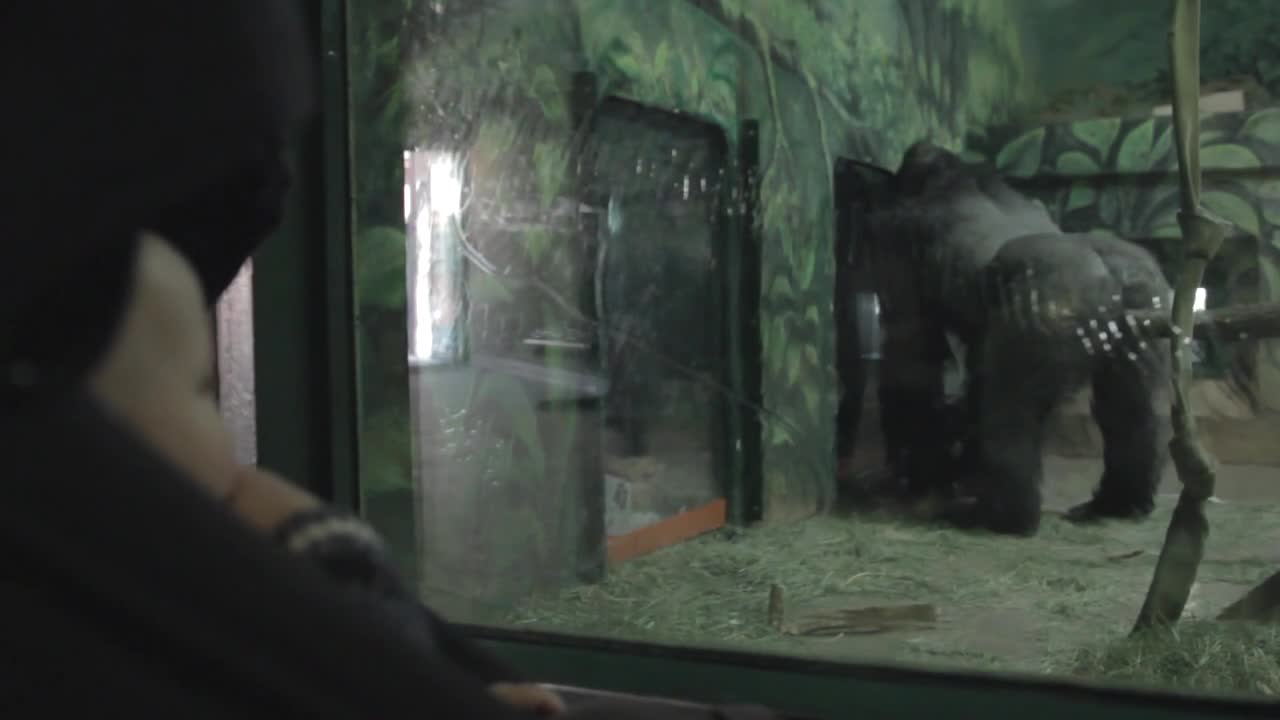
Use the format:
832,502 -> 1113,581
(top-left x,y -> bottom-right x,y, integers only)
347,0 -> 1280,610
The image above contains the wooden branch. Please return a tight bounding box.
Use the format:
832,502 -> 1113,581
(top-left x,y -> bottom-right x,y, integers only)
767,578 -> 938,638
781,603 -> 938,637
1130,302 -> 1280,341
767,584 -> 785,630
1133,0 -> 1228,634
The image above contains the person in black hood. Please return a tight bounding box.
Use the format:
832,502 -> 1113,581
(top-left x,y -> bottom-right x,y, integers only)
0,1 -> 563,717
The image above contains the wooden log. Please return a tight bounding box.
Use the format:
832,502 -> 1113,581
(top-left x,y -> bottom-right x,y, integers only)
1048,302 -> 1280,342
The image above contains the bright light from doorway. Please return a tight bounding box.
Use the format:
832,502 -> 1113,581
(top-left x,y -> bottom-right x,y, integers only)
406,151 -> 464,363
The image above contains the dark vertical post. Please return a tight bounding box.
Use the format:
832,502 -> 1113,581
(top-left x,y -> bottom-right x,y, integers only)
252,0 -> 360,511
571,71 -> 601,361
568,71 -> 605,583
728,119 -> 764,525
708,128 -> 732,528
833,160 -> 864,468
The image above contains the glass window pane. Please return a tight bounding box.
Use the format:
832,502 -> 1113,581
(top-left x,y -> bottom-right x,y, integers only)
350,0 -> 1280,701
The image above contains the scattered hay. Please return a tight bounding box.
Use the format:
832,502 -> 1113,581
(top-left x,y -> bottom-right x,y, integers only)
502,496 -> 1280,697
1062,621 -> 1280,697
505,512 -> 1123,653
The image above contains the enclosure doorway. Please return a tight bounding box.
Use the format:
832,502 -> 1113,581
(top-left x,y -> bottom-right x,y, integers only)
832,158 -> 893,482
581,97 -> 735,563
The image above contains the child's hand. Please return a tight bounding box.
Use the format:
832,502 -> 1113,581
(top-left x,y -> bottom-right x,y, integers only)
488,683 -> 566,716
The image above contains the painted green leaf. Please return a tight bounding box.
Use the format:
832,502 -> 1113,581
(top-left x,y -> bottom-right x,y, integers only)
708,41 -> 736,80
653,41 -> 670,78
1056,150 -> 1100,175
1116,119 -> 1155,172
1200,130 -> 1226,146
1202,191 -> 1260,237
1200,143 -> 1261,170
786,344 -> 803,385
1241,107 -> 1280,146
611,51 -> 644,79
1260,246 -> 1280,294
1151,224 -> 1181,238
994,126 -> 1045,177
1098,189 -> 1121,228
1066,185 -> 1098,213
622,29 -> 648,60
803,345 -> 819,365
1149,123 -> 1175,170
797,246 -> 817,291
1088,227 -> 1125,243
801,385 -> 820,419
770,315 -> 787,367
959,150 -> 987,164
1256,179 -> 1280,225
530,65 -> 566,124
1149,125 -> 1227,172
523,229 -> 555,264
804,305 -> 819,327
768,419 -> 795,447
781,223 -> 798,270
1145,202 -> 1180,234
666,50 -> 688,96
686,63 -> 702,104
532,142 -> 568,210
770,274 -> 795,300
717,0 -> 743,22
1071,117 -> 1122,160
708,83 -> 736,120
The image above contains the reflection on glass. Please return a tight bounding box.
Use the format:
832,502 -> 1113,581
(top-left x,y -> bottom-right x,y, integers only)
214,260 -> 256,466
349,0 -> 1280,701
407,149 -> 467,365
855,293 -> 881,360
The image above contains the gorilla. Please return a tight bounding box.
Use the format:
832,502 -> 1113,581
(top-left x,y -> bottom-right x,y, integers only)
863,141 -> 1173,536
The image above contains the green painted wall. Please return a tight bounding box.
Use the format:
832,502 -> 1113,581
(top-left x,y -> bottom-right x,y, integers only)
1020,0 -> 1280,122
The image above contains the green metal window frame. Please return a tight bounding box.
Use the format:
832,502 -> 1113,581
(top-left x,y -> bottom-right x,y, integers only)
247,1 -> 1278,717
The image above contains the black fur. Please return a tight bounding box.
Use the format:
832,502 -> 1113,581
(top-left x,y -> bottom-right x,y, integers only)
866,141 -> 1172,536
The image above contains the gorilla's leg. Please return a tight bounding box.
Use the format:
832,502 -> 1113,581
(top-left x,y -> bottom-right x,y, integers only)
878,367 -> 953,499
874,310 -> 954,498
950,334 -> 1062,536
945,338 -> 985,492
835,342 -> 866,467
1065,348 -> 1169,522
